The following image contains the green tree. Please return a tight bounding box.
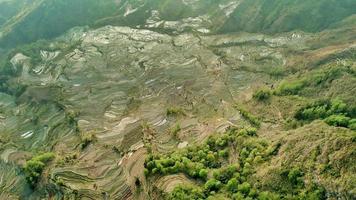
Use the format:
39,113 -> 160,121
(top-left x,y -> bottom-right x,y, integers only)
204,179 -> 222,192
226,178 -> 239,192
198,169 -> 208,180
238,182 -> 251,195
288,168 -> 304,187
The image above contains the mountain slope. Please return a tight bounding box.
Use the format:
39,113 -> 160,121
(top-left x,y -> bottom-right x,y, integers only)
0,0 -> 119,48
0,25 -> 355,199
0,0 -> 355,199
1,0 -> 356,49
220,0 -> 356,33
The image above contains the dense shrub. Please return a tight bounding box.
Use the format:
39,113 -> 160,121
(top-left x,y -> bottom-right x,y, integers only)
166,107 -> 185,116
275,66 -> 348,96
266,66 -> 286,77
275,80 -> 306,95
301,185 -> 326,200
198,169 -> 208,180
66,110 -> 79,129
80,132 -> 97,149
238,127 -> 257,137
23,152 -> 55,188
205,134 -> 231,156
204,179 -> 222,192
238,182 -> 251,195
348,119 -> 356,130
295,99 -> 344,120
265,142 -> 281,156
213,165 -> 239,184
232,192 -> 245,200
56,153 -> 78,166
324,115 -> 350,127
171,123 -> 181,138
167,186 -> 205,200
226,178 -> 239,192
295,103 -> 329,120
295,99 -> 356,129
285,167 -> 304,187
218,149 -> 229,158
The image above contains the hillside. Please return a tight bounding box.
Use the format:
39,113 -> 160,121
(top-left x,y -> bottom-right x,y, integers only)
0,0 -> 355,200
1,0 -> 356,48
0,0 -> 119,48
